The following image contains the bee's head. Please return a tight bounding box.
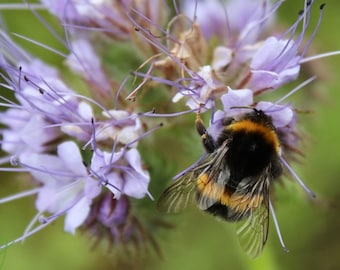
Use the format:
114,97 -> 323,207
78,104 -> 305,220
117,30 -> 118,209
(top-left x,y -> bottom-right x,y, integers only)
229,106 -> 275,128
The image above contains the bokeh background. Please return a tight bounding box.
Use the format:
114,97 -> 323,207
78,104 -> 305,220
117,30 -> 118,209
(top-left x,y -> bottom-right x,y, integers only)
0,0 -> 340,269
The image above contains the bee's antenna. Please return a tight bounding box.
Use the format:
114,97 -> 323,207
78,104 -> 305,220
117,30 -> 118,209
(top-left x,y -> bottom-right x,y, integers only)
269,200 -> 289,253
280,157 -> 316,198
229,106 -> 254,110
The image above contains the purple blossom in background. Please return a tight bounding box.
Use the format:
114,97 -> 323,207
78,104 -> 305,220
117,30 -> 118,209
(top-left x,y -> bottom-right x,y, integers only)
182,0 -> 274,44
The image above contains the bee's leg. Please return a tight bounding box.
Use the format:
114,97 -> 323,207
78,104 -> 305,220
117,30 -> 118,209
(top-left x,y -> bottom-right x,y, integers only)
195,111 -> 217,153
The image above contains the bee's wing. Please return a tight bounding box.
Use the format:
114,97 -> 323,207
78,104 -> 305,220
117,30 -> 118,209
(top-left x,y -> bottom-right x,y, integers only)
235,176 -> 270,259
157,170 -> 198,213
157,152 -> 220,214
195,145 -> 230,210
236,198 -> 269,258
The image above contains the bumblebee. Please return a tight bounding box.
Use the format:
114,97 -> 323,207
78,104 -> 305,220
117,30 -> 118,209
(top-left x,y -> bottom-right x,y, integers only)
157,108 -> 283,258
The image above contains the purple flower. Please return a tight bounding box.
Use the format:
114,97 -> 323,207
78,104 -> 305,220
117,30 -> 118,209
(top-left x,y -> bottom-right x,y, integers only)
207,88 -> 253,140
182,0 -> 275,44
248,36 -> 301,92
0,0 -> 337,259
90,147 -> 150,200
0,109 -> 60,155
20,141 -> 101,234
66,39 -> 111,95
172,65 -> 225,111
207,87 -> 297,154
95,110 -> 143,147
256,101 -> 294,128
40,0 -> 165,41
40,0 -> 85,23
181,0 -> 228,41
83,194 -> 156,250
0,22 -> 153,248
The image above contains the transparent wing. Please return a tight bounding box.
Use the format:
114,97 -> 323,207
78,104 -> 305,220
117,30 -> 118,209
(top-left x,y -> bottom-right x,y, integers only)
235,191 -> 269,259
157,149 -> 225,213
237,177 -> 269,258
157,170 -> 198,213
196,144 -> 230,210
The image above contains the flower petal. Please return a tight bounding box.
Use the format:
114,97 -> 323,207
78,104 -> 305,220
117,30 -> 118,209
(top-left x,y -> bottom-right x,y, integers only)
64,197 -> 90,234
221,87 -> 253,115
57,141 -> 87,176
256,101 -> 294,127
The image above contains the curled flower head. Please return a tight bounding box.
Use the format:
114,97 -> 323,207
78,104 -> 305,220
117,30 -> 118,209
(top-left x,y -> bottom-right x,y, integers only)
83,194 -> 157,252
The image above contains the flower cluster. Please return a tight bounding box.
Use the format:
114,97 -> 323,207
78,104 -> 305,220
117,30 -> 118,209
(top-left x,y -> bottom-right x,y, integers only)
0,0 -> 337,258
0,13 -> 155,250
130,0 -> 332,164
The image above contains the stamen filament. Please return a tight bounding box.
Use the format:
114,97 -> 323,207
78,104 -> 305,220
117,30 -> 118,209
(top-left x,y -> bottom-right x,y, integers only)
269,200 -> 289,253
0,188 -> 41,204
280,157 -> 316,198
274,76 -> 316,105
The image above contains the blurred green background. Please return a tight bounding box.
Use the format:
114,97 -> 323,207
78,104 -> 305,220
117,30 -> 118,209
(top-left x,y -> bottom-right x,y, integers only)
1,0 -> 340,269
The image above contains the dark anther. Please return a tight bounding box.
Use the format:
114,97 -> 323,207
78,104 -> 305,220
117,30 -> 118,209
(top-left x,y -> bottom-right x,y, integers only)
320,3 -> 326,10
82,160 -> 89,167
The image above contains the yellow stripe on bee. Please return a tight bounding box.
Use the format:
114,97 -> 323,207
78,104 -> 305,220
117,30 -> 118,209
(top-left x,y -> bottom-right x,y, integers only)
220,192 -> 263,212
197,173 -> 263,212
197,173 -> 224,200
227,119 -> 281,154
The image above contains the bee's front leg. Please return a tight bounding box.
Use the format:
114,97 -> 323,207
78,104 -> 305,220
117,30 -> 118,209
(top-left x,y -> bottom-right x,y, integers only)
195,111 -> 217,153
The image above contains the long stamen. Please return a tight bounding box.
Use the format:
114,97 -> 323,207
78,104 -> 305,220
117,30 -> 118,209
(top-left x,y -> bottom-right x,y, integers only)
301,3 -> 326,58
269,200 -> 289,253
0,167 -> 30,172
236,0 -> 284,47
0,4 -> 45,10
280,157 -> 316,198
274,76 -> 316,105
0,188 -> 41,204
173,152 -> 208,180
22,209 -> 46,240
15,159 -> 84,178
22,0 -> 67,47
139,108 -> 197,118
300,50 -> 340,63
0,220 -> 52,250
124,122 -> 163,149
13,33 -> 67,58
